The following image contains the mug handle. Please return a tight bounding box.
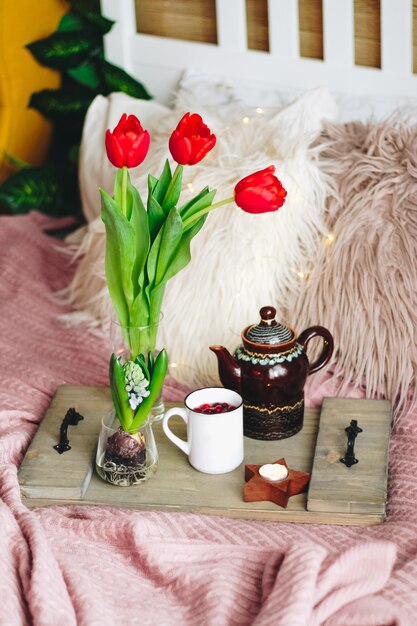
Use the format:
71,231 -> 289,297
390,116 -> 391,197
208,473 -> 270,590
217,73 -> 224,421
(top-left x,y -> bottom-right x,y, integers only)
297,326 -> 334,375
162,407 -> 190,455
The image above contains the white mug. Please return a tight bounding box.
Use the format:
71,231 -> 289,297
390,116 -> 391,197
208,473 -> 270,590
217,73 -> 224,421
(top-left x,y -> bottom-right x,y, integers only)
162,387 -> 244,474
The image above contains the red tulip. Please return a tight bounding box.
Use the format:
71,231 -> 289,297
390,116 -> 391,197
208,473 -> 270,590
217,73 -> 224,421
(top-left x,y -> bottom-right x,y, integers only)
105,114 -> 150,168
234,166 -> 287,214
169,112 -> 216,165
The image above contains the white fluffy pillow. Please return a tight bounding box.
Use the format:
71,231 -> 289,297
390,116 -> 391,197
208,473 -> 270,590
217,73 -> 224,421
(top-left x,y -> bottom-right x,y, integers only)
66,88 -> 338,387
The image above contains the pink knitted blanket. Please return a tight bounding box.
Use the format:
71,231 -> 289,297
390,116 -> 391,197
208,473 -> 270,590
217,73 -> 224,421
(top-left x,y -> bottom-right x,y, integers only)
1,213 -> 416,626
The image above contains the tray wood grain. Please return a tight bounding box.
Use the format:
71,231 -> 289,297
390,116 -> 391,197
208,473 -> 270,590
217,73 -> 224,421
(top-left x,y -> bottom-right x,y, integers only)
18,385 -> 390,525
307,397 -> 391,515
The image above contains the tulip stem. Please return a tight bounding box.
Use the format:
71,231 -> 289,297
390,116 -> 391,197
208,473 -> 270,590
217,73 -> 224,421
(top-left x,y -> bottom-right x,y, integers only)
182,196 -> 234,230
121,166 -> 128,217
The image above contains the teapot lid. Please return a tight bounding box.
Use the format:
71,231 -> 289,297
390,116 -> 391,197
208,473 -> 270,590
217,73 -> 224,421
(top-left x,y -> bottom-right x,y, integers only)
245,306 -> 294,346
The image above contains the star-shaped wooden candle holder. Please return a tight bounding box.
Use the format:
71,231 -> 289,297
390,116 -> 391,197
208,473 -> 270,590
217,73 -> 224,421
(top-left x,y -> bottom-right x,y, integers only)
244,458 -> 310,508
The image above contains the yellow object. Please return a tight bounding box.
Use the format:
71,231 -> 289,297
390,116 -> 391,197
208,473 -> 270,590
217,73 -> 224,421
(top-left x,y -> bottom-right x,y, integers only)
0,0 -> 67,182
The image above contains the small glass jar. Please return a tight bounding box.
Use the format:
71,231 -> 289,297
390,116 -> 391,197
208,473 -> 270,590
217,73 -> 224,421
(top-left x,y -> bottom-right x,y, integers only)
96,409 -> 158,486
109,315 -> 166,422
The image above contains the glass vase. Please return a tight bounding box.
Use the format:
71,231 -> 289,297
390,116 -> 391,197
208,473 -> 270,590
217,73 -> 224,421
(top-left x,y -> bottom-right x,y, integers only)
109,315 -> 166,422
96,409 -> 158,486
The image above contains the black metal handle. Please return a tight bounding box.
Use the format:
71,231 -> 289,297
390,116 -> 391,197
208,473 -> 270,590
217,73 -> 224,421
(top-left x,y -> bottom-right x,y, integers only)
340,419 -> 363,468
53,408 -> 84,454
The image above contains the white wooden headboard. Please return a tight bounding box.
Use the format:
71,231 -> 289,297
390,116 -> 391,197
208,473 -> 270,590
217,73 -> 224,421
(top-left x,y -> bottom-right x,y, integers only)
100,0 -> 417,105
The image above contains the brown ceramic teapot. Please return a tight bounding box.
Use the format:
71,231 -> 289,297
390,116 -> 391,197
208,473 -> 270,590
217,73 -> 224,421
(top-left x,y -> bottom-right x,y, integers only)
210,306 -> 334,440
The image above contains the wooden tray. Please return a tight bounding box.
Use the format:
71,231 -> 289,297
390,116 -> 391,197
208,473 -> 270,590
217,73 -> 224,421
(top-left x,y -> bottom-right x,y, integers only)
18,385 -> 391,526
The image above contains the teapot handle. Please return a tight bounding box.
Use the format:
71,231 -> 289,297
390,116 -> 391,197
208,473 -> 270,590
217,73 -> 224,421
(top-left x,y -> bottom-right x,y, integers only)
297,326 -> 334,375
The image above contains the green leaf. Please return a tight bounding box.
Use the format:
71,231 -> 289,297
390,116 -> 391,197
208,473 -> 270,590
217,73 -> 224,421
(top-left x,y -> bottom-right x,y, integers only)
148,175 -> 158,194
134,353 -> 150,382
130,349 -> 168,430
148,283 -> 166,333
179,187 -> 216,221
145,226 -> 163,293
147,351 -> 155,378
161,214 -> 207,285
128,178 -> 149,294
152,160 -> 172,207
129,292 -> 150,352
0,166 -> 74,215
67,61 -> 100,89
2,152 -> 30,169
110,354 -> 133,431
101,60 -> 152,99
26,29 -> 101,70
162,165 -> 183,212
57,11 -> 85,32
100,189 -> 136,327
147,174 -> 166,241
29,88 -> 94,119
155,207 -> 183,285
71,0 -> 115,34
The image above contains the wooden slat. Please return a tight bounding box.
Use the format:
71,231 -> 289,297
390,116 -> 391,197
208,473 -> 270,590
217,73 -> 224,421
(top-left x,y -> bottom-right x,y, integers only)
354,0 -> 381,68
215,0 -> 247,50
299,0 -> 323,60
307,398 -> 391,515
323,0 -> 354,66
246,0 -> 269,52
267,0 -> 299,58
381,0 -> 412,74
18,387 -> 108,499
134,0 -> 217,44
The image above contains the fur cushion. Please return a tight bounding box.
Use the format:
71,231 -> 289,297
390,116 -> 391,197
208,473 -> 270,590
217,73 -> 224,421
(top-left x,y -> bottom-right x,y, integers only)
64,89 -> 338,387
286,118 -> 417,417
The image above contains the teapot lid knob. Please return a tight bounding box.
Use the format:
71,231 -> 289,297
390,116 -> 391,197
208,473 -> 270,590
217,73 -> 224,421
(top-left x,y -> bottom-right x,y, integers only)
259,306 -> 277,327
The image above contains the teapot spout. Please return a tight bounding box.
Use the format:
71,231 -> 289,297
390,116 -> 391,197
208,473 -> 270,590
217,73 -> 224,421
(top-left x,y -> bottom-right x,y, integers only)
209,345 -> 241,393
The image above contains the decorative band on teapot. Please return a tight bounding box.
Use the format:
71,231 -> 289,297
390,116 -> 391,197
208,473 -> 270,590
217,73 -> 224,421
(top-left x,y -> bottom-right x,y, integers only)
235,343 -> 303,365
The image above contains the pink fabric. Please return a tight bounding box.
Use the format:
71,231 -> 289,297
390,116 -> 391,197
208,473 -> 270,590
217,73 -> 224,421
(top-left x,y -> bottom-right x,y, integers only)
0,212 -> 416,625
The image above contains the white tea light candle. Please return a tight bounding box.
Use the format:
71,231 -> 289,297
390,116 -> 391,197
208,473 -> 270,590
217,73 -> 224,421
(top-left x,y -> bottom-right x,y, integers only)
259,463 -> 288,482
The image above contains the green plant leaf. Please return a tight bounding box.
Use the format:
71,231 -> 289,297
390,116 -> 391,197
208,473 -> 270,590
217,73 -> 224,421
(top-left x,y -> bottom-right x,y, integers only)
128,179 -> 149,293
71,0 -> 115,34
29,88 -> 94,119
154,207 -> 183,285
145,226 -> 163,293
0,166 -> 76,215
134,353 -> 150,382
147,351 -> 155,378
58,11 -> 85,32
129,292 -> 150,351
148,175 -> 158,194
148,283 -> 166,332
179,187 -> 216,221
152,160 -> 172,207
130,349 -> 168,430
67,61 -> 100,89
162,165 -> 183,212
100,189 -> 136,327
109,354 -> 133,431
101,60 -> 152,99
26,29 -> 101,70
2,152 -> 30,169
162,214 -> 207,285
147,174 -> 166,241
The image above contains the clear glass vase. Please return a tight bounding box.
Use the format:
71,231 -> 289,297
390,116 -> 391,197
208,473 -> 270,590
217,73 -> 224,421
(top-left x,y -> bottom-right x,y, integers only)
96,409 -> 158,486
109,315 -> 166,422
